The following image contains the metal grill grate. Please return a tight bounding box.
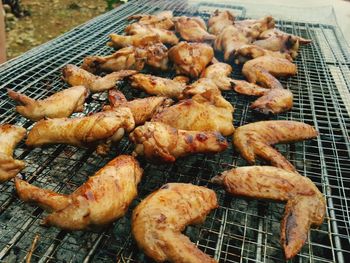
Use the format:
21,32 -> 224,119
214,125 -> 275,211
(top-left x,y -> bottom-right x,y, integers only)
0,0 -> 350,262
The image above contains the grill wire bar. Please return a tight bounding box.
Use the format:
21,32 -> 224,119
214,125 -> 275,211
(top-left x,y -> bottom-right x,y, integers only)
0,0 -> 350,262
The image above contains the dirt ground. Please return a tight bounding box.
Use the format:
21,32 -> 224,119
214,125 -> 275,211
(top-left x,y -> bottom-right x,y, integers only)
5,0 -> 113,59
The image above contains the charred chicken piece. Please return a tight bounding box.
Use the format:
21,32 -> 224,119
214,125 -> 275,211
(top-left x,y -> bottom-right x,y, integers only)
233,121 -> 318,171
130,73 -> 189,99
62,64 -> 137,93
107,33 -> 161,49
0,124 -> 26,182
81,44 -> 169,73
105,90 -> 173,125
152,89 -> 234,136
130,122 -> 228,162
212,166 -> 325,259
169,42 -> 214,78
26,108 -> 135,148
235,44 -> 293,64
132,183 -> 218,263
128,10 -> 174,30
125,23 -> 179,45
8,86 -> 88,121
208,10 -> 235,35
16,155 -> 143,230
174,16 -> 216,42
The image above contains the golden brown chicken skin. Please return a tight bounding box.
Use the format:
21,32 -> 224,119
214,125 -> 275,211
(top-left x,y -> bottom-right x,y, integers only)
15,155 -> 143,230
8,86 -> 88,121
130,73 -> 188,99
152,89 -> 234,136
208,10 -> 235,35
200,62 -> 233,90
212,166 -> 325,259
81,44 -> 169,73
107,33 -> 160,49
128,11 -> 174,30
132,183 -> 218,263
26,108 -> 135,148
105,90 -> 173,125
0,124 -> 26,182
125,23 -> 179,45
233,121 -> 318,171
62,64 -> 137,93
168,42 -> 214,78
174,16 -> 216,42
129,122 -> 228,162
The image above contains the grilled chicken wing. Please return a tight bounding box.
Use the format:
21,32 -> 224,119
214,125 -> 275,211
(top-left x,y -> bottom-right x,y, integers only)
8,86 -> 88,121
26,108 -> 135,148
105,90 -> 173,125
130,122 -> 228,162
212,166 -> 325,259
15,155 -> 143,230
0,124 -> 26,182
169,42 -> 214,78
107,33 -> 160,49
215,16 -> 275,60
174,16 -> 216,42
62,64 -> 137,93
208,10 -> 235,35
152,89 -> 234,136
125,23 -> 179,45
233,121 -> 318,171
200,62 -> 233,90
81,44 -> 168,73
235,44 -> 293,64
182,78 -> 220,97
128,11 -> 174,30
259,28 -> 312,44
130,73 -> 189,99
132,183 -> 218,263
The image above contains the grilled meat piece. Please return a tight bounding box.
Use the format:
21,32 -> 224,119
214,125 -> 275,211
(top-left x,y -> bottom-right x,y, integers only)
212,166 -> 325,259
26,108 -> 135,148
105,90 -> 173,125
62,64 -> 137,93
107,33 -> 161,49
8,86 -> 88,121
130,122 -> 228,162
130,73 -> 189,99
152,89 -> 234,136
214,16 -> 275,60
233,121 -> 318,171
128,11 -> 174,30
182,78 -> 220,97
208,10 -> 235,35
168,42 -> 214,78
132,183 -> 218,263
0,124 -> 26,182
125,23 -> 179,45
15,155 -> 143,230
200,62 -> 233,90
174,16 -> 216,42
81,44 -> 169,73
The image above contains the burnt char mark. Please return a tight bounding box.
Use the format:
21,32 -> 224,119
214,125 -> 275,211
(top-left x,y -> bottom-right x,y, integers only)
160,184 -> 169,189
185,134 -> 194,144
196,133 -> 208,142
285,210 -> 297,246
214,132 -> 227,144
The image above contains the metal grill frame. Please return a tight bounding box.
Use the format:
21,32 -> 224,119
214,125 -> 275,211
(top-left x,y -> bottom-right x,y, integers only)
0,0 -> 350,262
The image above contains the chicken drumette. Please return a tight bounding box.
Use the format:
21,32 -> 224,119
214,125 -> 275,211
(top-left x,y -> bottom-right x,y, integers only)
16,155 -> 143,230
233,120 -> 318,171
130,122 -> 228,162
132,183 -> 218,263
0,124 -> 26,182
8,86 -> 88,121
212,166 -> 325,259
168,42 -> 214,78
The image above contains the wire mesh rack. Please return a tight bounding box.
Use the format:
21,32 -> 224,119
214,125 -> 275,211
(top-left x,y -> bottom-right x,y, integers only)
0,0 -> 349,262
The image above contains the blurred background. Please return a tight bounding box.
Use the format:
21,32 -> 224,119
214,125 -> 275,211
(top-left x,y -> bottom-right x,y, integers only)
2,0 -> 125,60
